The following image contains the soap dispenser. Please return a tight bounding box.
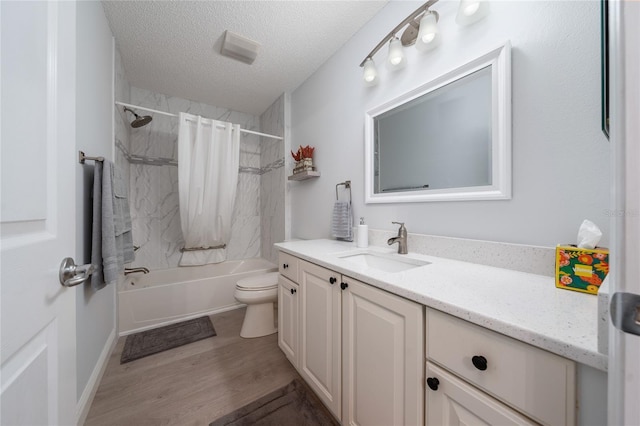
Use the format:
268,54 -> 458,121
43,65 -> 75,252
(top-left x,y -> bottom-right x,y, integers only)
357,217 -> 368,248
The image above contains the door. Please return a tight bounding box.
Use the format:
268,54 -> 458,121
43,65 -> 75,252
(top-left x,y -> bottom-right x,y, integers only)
278,275 -> 299,366
1,2 -> 77,425
425,362 -> 536,426
299,260 -> 341,419
608,1 -> 640,425
342,277 -> 423,426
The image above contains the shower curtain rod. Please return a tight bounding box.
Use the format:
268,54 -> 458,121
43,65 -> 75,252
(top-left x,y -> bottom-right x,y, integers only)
114,101 -> 284,141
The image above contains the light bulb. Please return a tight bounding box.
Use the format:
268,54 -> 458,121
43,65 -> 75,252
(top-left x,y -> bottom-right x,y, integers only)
463,1 -> 480,16
456,0 -> 489,26
416,11 -> 439,52
387,37 -> 406,70
363,58 -> 378,86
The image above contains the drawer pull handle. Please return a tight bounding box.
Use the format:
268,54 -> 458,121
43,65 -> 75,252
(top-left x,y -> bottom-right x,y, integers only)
340,282 -> 349,290
472,355 -> 488,371
290,288 -> 297,295
283,263 -> 289,269
426,377 -> 440,391
329,277 -> 337,284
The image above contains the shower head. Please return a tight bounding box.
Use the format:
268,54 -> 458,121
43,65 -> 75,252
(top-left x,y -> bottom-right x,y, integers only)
123,107 -> 152,128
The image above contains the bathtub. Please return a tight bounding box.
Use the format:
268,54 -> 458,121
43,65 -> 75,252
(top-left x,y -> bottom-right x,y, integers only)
118,258 -> 277,335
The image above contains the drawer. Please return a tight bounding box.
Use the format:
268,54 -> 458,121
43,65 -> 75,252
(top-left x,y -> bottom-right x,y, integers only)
278,251 -> 299,282
426,309 -> 575,426
426,362 -> 536,426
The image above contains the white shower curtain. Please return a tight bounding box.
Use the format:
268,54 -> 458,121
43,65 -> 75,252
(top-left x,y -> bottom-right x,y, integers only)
178,112 -> 240,266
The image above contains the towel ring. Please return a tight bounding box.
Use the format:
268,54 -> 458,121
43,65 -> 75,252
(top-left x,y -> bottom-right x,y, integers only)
336,180 -> 352,204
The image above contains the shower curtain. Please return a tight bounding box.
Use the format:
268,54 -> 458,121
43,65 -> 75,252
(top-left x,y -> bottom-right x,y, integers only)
178,112 -> 240,266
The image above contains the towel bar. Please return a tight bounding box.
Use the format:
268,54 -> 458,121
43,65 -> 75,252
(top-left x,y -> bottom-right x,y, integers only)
336,180 -> 352,204
78,150 -> 105,164
180,244 -> 227,252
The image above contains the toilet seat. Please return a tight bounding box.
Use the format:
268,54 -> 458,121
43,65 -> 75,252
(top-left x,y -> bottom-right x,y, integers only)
236,272 -> 278,291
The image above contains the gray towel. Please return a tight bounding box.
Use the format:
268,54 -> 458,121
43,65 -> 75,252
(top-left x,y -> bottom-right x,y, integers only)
101,161 -> 135,286
90,162 -> 105,290
331,201 -> 353,241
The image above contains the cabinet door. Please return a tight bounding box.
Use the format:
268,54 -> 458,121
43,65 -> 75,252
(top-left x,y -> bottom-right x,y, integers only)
342,277 -> 424,426
299,260 -> 342,419
278,275 -> 298,367
426,362 -> 537,426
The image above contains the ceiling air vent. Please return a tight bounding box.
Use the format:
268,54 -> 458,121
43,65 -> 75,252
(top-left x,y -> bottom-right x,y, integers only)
220,30 -> 260,65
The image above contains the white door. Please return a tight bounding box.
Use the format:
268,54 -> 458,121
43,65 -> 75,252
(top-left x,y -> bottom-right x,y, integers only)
342,277 -> 423,426
1,1 -> 78,425
299,260 -> 341,419
608,1 -> 640,425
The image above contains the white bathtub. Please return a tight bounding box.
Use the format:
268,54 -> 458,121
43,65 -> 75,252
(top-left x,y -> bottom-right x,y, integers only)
118,258 -> 277,335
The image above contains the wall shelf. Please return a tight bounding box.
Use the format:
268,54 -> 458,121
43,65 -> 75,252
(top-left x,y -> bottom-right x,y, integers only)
288,170 -> 321,181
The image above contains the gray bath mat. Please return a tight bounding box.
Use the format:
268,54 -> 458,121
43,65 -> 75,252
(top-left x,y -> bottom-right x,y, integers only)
209,379 -> 339,426
120,316 -> 216,364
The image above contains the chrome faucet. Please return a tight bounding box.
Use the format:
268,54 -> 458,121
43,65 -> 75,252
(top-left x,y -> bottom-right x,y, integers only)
124,267 -> 150,276
387,222 -> 408,254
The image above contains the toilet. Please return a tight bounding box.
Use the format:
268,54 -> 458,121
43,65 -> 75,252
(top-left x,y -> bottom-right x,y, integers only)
234,272 -> 279,338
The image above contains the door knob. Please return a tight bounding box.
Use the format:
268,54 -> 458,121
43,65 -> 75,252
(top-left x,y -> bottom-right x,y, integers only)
59,257 -> 94,287
340,282 -> 348,290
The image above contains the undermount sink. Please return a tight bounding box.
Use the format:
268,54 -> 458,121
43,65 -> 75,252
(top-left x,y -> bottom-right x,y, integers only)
338,251 -> 430,273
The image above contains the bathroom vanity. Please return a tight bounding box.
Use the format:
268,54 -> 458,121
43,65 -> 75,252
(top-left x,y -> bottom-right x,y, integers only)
275,239 -> 606,426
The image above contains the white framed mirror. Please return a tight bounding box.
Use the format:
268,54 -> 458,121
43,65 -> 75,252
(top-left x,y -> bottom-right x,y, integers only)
364,42 -> 511,203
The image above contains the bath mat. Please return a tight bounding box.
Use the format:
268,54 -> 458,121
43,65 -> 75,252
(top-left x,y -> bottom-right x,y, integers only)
120,316 -> 216,364
209,379 -> 339,426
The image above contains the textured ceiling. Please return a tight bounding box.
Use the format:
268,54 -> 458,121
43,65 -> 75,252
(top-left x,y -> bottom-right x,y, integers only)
102,1 -> 388,116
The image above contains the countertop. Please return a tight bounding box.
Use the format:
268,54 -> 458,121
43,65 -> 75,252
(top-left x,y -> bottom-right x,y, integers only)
275,239 -> 607,371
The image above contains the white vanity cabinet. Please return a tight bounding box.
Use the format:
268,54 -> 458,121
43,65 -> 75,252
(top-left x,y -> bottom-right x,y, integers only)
342,277 -> 424,426
277,253 -> 424,425
298,259 -> 343,418
277,275 -> 298,366
425,309 -> 576,426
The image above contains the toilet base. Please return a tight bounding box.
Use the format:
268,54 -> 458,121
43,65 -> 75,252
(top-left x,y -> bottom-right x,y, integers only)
240,302 -> 277,338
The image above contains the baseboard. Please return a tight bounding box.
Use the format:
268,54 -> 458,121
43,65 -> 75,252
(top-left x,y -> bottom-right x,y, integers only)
76,328 -> 117,425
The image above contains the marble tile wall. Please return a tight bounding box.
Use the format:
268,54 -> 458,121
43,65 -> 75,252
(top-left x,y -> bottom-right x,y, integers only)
126,86 -> 262,270
260,94 -> 286,264
114,48 -> 130,191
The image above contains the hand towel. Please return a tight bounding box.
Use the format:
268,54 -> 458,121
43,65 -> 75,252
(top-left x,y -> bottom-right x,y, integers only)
331,201 -> 353,241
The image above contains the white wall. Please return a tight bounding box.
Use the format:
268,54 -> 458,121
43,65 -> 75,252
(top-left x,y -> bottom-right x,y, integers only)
291,1 -> 610,248
75,0 -> 116,412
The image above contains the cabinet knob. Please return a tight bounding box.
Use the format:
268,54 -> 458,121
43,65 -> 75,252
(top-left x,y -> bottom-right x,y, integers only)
426,377 -> 440,391
329,277 -> 337,284
340,282 -> 348,290
290,288 -> 297,295
472,355 -> 488,371
282,263 -> 289,269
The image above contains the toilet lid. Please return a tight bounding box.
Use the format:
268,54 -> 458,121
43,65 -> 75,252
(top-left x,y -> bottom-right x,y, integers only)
237,272 -> 279,291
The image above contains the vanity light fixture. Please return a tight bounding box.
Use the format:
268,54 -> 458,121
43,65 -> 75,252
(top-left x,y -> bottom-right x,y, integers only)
360,0 -> 489,84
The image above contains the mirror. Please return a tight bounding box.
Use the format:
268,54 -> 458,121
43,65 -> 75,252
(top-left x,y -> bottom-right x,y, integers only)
364,42 -> 511,203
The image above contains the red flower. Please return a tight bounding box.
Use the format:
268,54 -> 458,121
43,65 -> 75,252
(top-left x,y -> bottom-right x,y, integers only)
560,276 -> 573,285
559,259 -> 570,267
578,254 -> 593,265
581,274 -> 602,286
594,252 -> 607,260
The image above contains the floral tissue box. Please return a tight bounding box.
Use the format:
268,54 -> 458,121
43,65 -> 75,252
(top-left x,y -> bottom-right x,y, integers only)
555,245 -> 609,295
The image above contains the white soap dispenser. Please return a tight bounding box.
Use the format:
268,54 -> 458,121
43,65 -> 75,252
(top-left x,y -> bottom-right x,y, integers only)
357,217 -> 368,248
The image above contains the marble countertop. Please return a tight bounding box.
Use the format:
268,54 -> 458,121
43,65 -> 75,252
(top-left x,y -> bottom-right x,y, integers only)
275,239 -> 607,371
